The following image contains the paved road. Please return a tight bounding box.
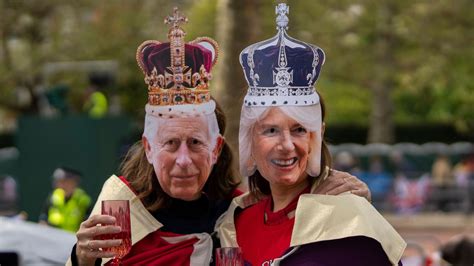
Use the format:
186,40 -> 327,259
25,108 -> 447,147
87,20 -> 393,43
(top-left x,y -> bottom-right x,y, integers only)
385,213 -> 474,265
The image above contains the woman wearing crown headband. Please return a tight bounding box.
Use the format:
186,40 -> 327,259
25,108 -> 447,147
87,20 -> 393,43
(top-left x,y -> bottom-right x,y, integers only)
68,7 -> 372,266
217,3 -> 406,266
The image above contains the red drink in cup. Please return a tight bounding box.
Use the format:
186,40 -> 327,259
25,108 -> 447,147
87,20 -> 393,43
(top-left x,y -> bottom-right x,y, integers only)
101,200 -> 131,264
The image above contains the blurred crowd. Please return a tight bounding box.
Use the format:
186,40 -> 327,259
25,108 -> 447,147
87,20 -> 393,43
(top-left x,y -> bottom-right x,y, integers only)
332,147 -> 474,214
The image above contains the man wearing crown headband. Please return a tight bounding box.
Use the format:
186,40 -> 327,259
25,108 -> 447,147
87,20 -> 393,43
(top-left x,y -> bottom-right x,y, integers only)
68,7 -> 372,266
217,3 -> 406,266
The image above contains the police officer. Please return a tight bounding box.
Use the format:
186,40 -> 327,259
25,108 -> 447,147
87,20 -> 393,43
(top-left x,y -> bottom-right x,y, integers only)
83,72 -> 109,118
39,167 -> 91,232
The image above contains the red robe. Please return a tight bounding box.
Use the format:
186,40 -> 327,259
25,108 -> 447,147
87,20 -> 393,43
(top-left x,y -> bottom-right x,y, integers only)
69,175 -> 238,266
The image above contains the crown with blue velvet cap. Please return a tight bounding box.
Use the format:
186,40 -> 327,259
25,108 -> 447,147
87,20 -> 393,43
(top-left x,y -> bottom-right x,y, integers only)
240,3 -> 325,107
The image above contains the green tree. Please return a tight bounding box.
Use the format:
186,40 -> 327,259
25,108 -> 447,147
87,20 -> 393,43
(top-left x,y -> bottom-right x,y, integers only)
290,0 -> 473,142
1,0 -> 472,143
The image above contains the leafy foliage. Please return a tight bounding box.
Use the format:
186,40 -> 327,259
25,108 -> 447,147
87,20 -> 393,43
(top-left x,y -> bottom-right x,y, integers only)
0,0 -> 472,140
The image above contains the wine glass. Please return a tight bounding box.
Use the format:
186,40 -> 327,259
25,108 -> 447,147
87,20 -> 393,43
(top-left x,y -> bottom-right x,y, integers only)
101,200 -> 132,265
215,247 -> 244,266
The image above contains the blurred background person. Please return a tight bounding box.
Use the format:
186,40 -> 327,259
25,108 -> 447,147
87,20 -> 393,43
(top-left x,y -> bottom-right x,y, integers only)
453,151 -> 474,187
431,154 -> 454,188
45,84 -> 71,116
333,151 -> 362,177
390,172 -> 431,214
39,167 -> 91,232
0,174 -> 20,218
83,72 -> 110,119
362,156 -> 393,210
454,151 -> 474,214
430,154 -> 458,212
389,150 -> 417,179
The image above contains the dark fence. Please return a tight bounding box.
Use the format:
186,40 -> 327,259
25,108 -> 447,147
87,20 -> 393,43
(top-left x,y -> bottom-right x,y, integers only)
0,115 -> 134,221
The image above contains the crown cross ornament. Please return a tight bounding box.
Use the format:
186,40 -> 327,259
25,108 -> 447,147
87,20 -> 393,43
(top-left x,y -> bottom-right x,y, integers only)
275,3 -> 289,30
136,7 -> 218,108
164,7 -> 188,29
274,4 -> 293,90
164,7 -> 190,93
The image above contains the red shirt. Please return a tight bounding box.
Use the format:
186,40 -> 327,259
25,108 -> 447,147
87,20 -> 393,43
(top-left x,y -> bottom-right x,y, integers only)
235,187 -> 310,266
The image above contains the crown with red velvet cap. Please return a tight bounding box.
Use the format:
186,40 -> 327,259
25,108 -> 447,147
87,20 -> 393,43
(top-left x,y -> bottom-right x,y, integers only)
136,7 -> 218,110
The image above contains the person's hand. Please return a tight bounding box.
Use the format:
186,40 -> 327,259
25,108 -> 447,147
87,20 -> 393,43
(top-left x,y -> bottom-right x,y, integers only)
75,215 -> 122,266
313,169 -> 371,202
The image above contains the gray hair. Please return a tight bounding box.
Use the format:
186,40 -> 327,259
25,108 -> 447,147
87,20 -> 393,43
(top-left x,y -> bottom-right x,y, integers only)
143,101 -> 220,152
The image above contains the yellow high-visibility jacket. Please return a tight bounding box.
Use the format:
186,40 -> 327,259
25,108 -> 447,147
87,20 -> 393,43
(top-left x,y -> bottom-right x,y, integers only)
48,188 -> 91,232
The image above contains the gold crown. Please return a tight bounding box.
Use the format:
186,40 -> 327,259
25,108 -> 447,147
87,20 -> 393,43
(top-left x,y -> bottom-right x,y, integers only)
136,7 -> 218,106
